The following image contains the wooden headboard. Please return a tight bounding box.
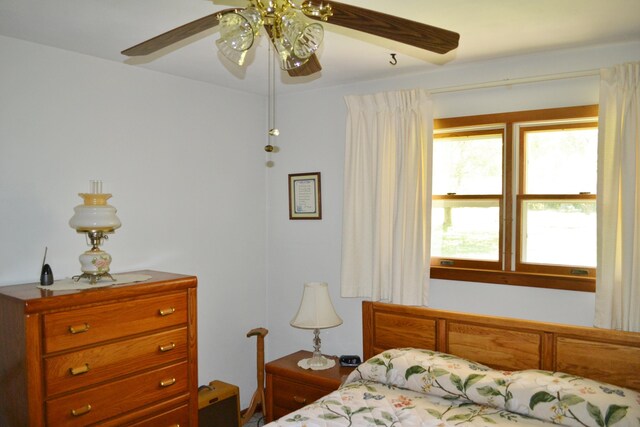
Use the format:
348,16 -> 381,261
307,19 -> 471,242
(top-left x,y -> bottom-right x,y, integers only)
362,301 -> 640,391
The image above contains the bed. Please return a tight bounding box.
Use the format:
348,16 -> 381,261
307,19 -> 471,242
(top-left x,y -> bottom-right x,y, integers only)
265,301 -> 640,426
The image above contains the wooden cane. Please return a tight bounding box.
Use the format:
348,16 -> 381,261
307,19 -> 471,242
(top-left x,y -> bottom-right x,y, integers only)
241,327 -> 268,425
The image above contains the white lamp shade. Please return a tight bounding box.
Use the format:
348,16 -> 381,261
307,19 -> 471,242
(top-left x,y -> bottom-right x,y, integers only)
69,193 -> 121,232
69,204 -> 121,232
290,282 -> 342,329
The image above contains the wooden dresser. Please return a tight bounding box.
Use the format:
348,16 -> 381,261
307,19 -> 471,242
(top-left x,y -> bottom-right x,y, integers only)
0,270 -> 198,427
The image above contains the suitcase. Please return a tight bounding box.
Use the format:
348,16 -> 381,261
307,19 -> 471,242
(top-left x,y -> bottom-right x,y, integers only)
198,380 -> 241,427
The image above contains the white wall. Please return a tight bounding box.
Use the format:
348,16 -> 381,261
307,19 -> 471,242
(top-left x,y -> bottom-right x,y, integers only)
264,41 -> 640,362
2,32 -> 639,409
0,35 -> 267,407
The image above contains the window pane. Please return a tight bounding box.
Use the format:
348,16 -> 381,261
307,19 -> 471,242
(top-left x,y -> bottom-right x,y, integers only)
521,200 -> 596,267
431,199 -> 500,261
525,127 -> 597,194
432,134 -> 502,195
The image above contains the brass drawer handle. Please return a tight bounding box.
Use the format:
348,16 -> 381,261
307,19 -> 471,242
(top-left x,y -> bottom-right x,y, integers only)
159,342 -> 176,352
68,323 -> 90,334
69,363 -> 90,376
159,307 -> 176,316
71,404 -> 92,416
293,395 -> 307,404
160,377 -> 176,387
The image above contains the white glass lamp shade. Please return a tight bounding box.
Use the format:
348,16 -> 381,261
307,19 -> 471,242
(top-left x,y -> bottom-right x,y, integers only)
216,7 -> 262,65
69,193 -> 121,232
280,11 -> 324,59
290,282 -> 342,329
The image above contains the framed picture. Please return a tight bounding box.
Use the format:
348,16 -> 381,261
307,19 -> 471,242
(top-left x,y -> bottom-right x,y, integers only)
288,172 -> 322,220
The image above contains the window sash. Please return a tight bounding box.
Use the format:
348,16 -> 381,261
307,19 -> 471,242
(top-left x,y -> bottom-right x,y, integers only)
431,195 -> 503,270
516,121 -> 598,278
515,194 -> 596,277
519,124 -> 598,195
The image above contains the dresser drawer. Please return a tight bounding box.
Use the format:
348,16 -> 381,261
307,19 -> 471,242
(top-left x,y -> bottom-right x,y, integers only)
95,403 -> 189,427
44,292 -> 187,353
46,361 -> 188,426
125,404 -> 189,427
45,327 -> 188,396
271,375 -> 330,412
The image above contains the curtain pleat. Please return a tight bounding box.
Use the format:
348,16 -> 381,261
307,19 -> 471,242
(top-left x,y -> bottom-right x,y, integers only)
341,90 -> 432,306
595,62 -> 640,331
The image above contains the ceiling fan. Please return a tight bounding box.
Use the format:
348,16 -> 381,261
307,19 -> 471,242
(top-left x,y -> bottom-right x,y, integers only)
121,0 -> 460,77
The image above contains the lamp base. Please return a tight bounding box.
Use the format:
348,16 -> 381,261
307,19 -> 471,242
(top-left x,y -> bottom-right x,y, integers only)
75,232 -> 114,285
72,271 -> 116,285
297,356 -> 336,371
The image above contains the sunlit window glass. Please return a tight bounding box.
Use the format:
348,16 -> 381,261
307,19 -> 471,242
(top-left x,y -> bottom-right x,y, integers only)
431,199 -> 500,261
524,127 -> 597,194
521,200 -> 596,267
432,134 -> 502,195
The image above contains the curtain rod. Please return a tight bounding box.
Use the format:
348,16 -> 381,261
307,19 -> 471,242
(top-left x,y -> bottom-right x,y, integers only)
429,69 -> 599,95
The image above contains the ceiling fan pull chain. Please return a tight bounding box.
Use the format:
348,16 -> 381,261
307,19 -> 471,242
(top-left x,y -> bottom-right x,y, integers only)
271,45 -> 278,137
265,43 -> 278,153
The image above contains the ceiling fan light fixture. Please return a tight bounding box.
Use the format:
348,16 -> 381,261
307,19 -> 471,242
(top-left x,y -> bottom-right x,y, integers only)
216,7 -> 263,64
272,36 -> 310,70
215,38 -> 249,65
280,11 -> 324,59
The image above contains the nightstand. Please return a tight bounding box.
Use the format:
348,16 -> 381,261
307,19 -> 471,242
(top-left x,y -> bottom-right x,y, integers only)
265,350 -> 355,423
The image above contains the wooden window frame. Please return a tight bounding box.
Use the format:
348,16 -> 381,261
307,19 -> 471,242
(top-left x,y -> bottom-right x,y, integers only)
430,105 -> 598,292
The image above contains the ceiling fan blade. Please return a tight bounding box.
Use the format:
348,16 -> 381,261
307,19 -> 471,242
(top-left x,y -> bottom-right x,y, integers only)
121,7 -> 240,56
304,1 -> 459,54
264,24 -> 323,77
287,54 -> 322,77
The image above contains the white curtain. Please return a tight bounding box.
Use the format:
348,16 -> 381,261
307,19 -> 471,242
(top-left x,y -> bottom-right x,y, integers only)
340,89 -> 432,305
595,62 -> 640,331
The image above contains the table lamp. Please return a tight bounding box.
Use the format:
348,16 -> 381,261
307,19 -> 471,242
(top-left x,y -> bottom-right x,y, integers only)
69,180 -> 121,284
290,282 -> 342,370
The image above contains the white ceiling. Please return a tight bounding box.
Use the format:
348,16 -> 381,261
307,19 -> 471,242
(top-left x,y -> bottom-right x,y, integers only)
1,0 -> 639,95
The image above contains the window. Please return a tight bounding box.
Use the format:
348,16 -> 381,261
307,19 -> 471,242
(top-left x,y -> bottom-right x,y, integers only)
430,106 -> 598,292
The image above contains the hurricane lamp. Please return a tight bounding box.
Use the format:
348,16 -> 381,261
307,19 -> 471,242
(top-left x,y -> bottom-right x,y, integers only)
69,180 -> 121,284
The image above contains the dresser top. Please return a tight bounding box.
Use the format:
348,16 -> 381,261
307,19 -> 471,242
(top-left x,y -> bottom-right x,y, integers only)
0,270 -> 197,313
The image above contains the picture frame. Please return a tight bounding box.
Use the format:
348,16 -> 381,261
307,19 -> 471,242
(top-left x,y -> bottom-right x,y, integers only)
288,172 -> 322,220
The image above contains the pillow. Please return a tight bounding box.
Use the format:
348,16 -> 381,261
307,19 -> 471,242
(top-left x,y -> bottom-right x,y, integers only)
496,370 -> 640,427
344,348 -> 497,401
344,348 -> 640,427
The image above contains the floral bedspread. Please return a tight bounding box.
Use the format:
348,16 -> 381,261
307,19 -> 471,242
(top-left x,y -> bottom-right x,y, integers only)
265,348 -> 640,427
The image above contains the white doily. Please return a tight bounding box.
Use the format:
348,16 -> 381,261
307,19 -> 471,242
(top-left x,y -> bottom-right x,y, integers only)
36,273 -> 152,290
297,357 -> 336,371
